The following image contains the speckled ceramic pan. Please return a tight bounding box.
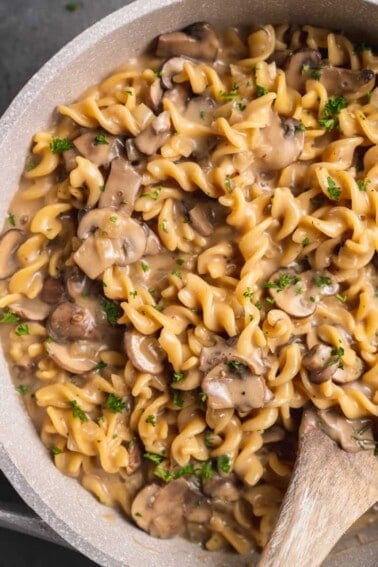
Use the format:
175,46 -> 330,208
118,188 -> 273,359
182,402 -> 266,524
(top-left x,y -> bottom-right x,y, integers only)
0,1 -> 377,565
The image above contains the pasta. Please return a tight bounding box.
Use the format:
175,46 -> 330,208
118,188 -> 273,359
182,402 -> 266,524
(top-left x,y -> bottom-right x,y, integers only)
0,21 -> 377,555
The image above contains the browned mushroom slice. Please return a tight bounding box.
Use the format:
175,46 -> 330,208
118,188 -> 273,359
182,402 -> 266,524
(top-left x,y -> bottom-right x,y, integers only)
265,269 -> 339,318
146,78 -> 164,111
144,227 -> 162,256
124,330 -> 165,374
302,344 -> 339,383
317,409 -> 374,453
160,57 -> 194,89
0,229 -> 26,279
189,204 -> 213,236
156,22 -> 219,62
47,302 -> 100,343
98,157 -> 141,213
202,474 -> 239,501
126,441 -> 142,475
202,356 -> 273,413
284,48 -> 322,93
131,479 -> 210,538
319,67 -> 375,98
73,130 -> 122,167
125,139 -> 143,163
258,112 -> 305,170
40,276 -> 66,305
45,341 -> 98,374
134,111 -> 171,155
62,147 -> 80,172
10,297 -> 51,321
199,336 -> 266,375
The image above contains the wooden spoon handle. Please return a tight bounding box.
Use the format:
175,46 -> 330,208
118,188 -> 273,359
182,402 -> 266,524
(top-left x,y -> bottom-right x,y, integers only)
259,416 -> 378,567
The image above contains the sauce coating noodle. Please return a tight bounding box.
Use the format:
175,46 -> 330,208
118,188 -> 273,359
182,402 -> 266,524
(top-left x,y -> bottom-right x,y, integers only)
1,22 -> 377,554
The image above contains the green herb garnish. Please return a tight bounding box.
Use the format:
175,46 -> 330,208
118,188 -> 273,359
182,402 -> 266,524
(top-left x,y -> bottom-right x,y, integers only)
94,360 -> 107,371
94,131 -> 109,145
49,137 -> 73,154
146,414 -> 156,426
0,311 -> 20,324
141,186 -> 162,200
302,236 -> 310,246
263,273 -> 300,292
172,371 -> 184,382
326,346 -> 345,369
224,176 -> 234,192
15,384 -> 29,395
141,261 -> 149,272
15,323 -> 29,336
226,360 -> 248,375
66,2 -> 79,11
70,400 -> 88,421
310,69 -> 321,80
326,176 -> 342,201
172,389 -> 184,408
256,85 -> 268,97
318,96 -> 347,131
218,454 -> 232,473
171,269 -> 182,279
8,212 -> 16,226
312,275 -> 332,287
52,446 -> 63,455
144,451 -> 165,464
106,393 -> 126,413
357,179 -> 369,192
101,298 -> 120,326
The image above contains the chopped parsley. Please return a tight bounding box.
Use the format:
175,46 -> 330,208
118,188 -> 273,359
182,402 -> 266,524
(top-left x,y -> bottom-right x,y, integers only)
155,70 -> 163,78
217,454 -> 232,473
313,275 -> 332,287
301,64 -> 310,75
199,110 -> 206,120
326,176 -> 342,201
129,290 -> 138,298
256,85 -> 268,97
101,298 -> 120,326
94,131 -> 109,145
176,258 -> 185,266
263,273 -> 300,292
357,179 -> 369,192
94,360 -> 107,371
140,261 -> 149,272
171,269 -> 182,279
161,219 -> 168,233
26,159 -> 37,171
15,323 -> 29,336
266,296 -> 276,304
153,304 -> 164,312
109,215 -> 118,223
243,287 -> 254,300
70,400 -> 88,421
318,96 -> 347,131
49,137 -> 73,154
105,393 -> 126,413
294,122 -> 306,132
172,371 -> 184,382
200,460 -> 214,481
15,384 -> 29,395
65,2 -> 79,11
141,186 -> 162,200
219,82 -> 239,101
52,446 -> 63,455
336,293 -> 347,303
144,451 -> 165,464
224,176 -> 234,192
0,311 -> 20,324
8,212 -> 16,226
204,430 -> 213,449
354,42 -> 371,54
310,69 -> 321,80
172,389 -> 184,408
302,236 -> 310,246
236,101 -> 246,111
146,414 -> 156,426
154,459 -> 215,483
326,346 -> 345,369
99,185 -> 105,192
226,359 -> 248,375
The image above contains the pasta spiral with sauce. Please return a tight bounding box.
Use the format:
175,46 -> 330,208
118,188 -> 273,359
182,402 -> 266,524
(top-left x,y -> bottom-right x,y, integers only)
0,21 -> 378,554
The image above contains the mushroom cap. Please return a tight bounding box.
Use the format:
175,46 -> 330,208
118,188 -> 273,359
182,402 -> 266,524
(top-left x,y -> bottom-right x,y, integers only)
320,67 -> 375,98
266,268 -> 338,318
45,341 -> 99,374
40,276 -> 66,305
0,229 -> 26,279
98,157 -> 141,213
10,297 -> 51,321
134,111 -> 171,156
284,48 -> 322,93
317,409 -> 374,453
156,22 -> 219,62
257,112 -> 305,170
73,130 -> 122,167
303,343 -> 364,385
47,302 -> 100,343
160,56 -> 194,89
124,330 -> 166,374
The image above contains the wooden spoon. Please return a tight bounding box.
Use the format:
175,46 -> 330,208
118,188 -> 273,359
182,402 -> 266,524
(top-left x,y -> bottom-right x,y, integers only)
259,409 -> 378,567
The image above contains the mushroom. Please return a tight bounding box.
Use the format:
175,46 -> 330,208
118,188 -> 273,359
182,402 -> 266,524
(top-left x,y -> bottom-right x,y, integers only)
201,355 -> 273,413
160,56 -> 197,89
73,130 -> 123,167
131,479 -> 211,538
265,269 -> 339,318
125,139 -> 144,163
202,474 -> 239,502
124,330 -> 166,374
199,336 -> 266,375
144,228 -> 162,256
284,48 -> 322,93
45,341 -> 98,374
73,210 -> 147,279
188,204 -> 214,236
62,147 -> 80,172
317,409 -> 374,453
47,302 -> 100,343
156,22 -> 219,62
10,297 -> 51,321
126,441 -> 142,475
0,229 -> 26,279
98,157 -> 141,213
303,343 -> 364,384
257,112 -> 305,170
134,111 -> 171,155
183,95 -> 216,126
40,276 -> 66,305
262,425 -> 286,444
146,78 -> 164,111
319,67 -> 375,98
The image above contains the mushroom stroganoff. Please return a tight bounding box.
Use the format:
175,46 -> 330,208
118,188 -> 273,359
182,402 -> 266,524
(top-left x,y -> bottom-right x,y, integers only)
1,22 -> 378,554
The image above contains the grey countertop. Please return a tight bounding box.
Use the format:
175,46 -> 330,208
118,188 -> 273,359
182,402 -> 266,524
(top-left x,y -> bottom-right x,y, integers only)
0,2 -> 134,563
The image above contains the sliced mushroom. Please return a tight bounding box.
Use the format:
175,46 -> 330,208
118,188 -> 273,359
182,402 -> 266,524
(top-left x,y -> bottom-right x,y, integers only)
10,297 -> 51,321
163,84 -> 189,111
189,204 -> 213,236
202,474 -> 239,502
317,409 -> 374,453
40,276 -> 66,305
134,111 -> 171,155
202,355 -> 273,413
319,67 -> 375,98
125,139 -> 144,163
257,112 -> 305,170
199,336 -> 265,375
62,147 -> 80,172
73,130 -> 122,167
131,479 -> 210,538
124,330 -> 165,374
160,56 -> 194,89
303,343 -> 364,384
284,48 -> 322,93
262,425 -> 286,444
265,269 -> 339,318
144,228 -> 162,256
156,22 -> 219,62
98,157 -> 141,213
146,78 -> 164,111
126,441 -> 142,475
47,302 -> 100,343
0,229 -> 26,279
74,210 -> 147,279
45,341 -> 98,374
